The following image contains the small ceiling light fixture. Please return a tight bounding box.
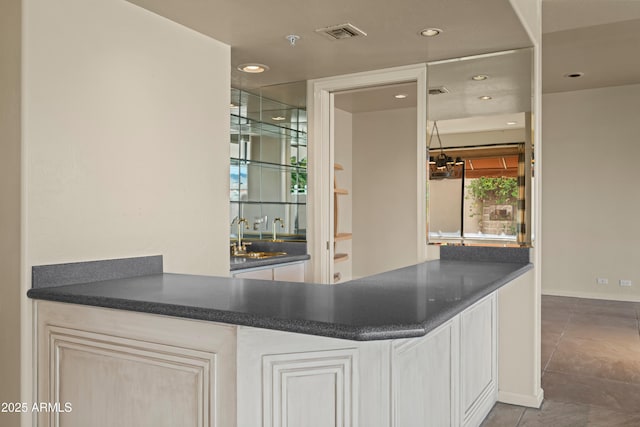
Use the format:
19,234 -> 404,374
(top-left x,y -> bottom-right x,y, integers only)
506,121 -> 518,126
272,116 -> 286,121
472,74 -> 489,81
478,95 -> 492,100
420,28 -> 442,37
394,94 -> 408,99
564,72 -> 584,79
237,63 -> 269,73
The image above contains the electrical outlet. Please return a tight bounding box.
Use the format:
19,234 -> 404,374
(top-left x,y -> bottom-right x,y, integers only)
597,278 -> 608,285
619,279 -> 632,287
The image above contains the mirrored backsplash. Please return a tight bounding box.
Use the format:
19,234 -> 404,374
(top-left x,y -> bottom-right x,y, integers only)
230,85 -> 307,241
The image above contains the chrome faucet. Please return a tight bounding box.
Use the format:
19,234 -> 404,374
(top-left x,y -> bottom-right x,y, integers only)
272,217 -> 284,241
231,217 -> 250,255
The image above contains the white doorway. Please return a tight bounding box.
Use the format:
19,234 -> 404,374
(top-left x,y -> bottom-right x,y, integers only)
307,65 -> 428,284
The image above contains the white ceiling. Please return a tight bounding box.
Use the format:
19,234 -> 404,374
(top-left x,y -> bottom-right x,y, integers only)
334,83 -> 417,114
428,49 -> 532,121
128,0 -> 640,133
128,0 -> 532,89
542,0 -> 640,93
333,49 -> 532,128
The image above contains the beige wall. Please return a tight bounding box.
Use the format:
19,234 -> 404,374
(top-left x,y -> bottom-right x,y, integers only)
0,0 -> 22,425
334,108 -> 353,281
498,269 -> 541,406
352,107 -> 418,278
20,1 -> 231,421
23,0 -> 231,275
542,84 -> 640,301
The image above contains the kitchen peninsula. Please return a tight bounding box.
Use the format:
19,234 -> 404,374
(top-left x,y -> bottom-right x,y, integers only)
28,249 -> 532,427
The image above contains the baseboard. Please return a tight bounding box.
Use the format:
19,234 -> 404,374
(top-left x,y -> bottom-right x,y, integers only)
497,388 -> 543,408
542,289 -> 640,303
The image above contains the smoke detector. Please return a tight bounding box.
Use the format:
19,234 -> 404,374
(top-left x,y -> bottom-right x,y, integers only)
428,87 -> 450,95
316,23 -> 367,40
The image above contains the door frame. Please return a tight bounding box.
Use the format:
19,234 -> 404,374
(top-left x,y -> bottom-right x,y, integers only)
307,64 -> 428,283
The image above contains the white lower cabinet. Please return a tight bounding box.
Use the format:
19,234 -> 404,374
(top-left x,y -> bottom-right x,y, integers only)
238,292 -> 497,427
35,301 -> 236,427
232,267 -> 274,280
272,262 -> 306,281
460,294 -> 498,427
391,319 -> 460,427
35,292 -> 497,427
232,261 -> 306,282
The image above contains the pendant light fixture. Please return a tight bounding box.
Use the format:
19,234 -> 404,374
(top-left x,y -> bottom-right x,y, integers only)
428,121 -> 463,179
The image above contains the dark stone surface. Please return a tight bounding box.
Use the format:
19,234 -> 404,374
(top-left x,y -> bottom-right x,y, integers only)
230,254 -> 311,271
28,259 -> 532,341
230,240 -> 309,271
32,255 -> 163,289
244,240 -> 307,255
440,246 -> 530,263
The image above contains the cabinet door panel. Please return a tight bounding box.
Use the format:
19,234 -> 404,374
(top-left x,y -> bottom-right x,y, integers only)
460,294 -> 497,427
391,320 -> 458,427
41,327 -> 212,427
262,349 -> 357,427
273,262 -> 305,282
233,268 -> 273,280
36,301 -> 236,427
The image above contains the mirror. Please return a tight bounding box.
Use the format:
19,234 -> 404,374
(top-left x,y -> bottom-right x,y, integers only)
426,48 -> 533,247
230,81 -> 307,241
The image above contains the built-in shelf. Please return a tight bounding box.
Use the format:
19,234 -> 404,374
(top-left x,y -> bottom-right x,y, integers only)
334,233 -> 352,241
333,162 -> 351,271
333,253 -> 349,263
230,87 -> 307,239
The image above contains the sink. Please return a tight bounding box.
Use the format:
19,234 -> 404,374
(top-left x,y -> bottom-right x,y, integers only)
233,251 -> 287,259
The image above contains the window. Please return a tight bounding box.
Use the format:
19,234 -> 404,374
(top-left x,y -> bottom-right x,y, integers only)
428,144 -> 531,246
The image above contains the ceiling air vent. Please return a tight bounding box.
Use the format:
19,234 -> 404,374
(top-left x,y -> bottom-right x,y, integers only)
316,23 -> 367,40
428,87 -> 450,95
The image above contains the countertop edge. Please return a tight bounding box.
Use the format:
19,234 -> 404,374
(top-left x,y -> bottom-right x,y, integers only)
230,254 -> 310,271
27,262 -> 533,341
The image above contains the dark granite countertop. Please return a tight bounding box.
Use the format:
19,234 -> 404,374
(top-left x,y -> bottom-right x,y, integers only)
27,259 -> 532,341
230,254 -> 310,271
229,240 -> 310,271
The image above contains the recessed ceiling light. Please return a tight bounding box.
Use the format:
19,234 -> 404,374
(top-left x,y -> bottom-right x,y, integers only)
394,94 -> 408,99
472,74 -> 489,81
237,63 -> 269,73
564,72 -> 584,79
272,116 -> 286,121
420,28 -> 442,37
478,96 -> 492,100
506,121 -> 518,126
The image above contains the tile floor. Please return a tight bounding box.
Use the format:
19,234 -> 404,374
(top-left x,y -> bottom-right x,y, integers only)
481,295 -> 640,427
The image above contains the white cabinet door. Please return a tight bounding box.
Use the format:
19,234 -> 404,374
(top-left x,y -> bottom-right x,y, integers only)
391,319 -> 460,427
36,301 -> 236,427
232,262 -> 306,282
236,326 -> 390,427
233,267 -> 273,280
272,262 -> 305,282
262,349 -> 357,427
460,294 -> 497,427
